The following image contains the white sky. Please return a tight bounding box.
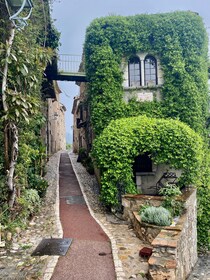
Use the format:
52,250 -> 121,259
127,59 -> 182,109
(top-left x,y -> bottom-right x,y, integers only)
51,0 -> 210,142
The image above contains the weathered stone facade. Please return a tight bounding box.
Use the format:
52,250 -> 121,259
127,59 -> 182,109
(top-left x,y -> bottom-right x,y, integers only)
72,82 -> 93,154
122,53 -> 164,103
42,81 -> 66,155
122,188 -> 197,280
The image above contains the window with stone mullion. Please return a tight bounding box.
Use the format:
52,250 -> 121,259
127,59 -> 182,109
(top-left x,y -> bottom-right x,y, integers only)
144,56 -> 157,85
128,56 -> 141,87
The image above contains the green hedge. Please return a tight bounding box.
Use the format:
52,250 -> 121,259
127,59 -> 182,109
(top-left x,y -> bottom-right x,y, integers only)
93,115 -> 203,206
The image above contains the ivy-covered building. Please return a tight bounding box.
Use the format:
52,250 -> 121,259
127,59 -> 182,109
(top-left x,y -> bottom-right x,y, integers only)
74,11 -> 208,188
73,11 -> 210,249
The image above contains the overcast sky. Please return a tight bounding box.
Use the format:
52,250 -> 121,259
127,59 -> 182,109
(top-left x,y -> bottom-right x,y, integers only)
51,0 -> 210,142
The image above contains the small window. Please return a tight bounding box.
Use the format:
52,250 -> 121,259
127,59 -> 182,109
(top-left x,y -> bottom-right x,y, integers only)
79,105 -> 83,121
128,56 -> 141,87
133,153 -> 153,173
144,55 -> 157,86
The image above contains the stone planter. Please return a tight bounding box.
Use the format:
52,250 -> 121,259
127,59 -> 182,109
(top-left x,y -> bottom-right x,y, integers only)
132,212 -> 163,244
122,188 -> 198,280
132,211 -> 183,244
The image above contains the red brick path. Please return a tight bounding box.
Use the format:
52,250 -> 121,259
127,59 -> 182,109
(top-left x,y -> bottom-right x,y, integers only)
51,152 -> 116,280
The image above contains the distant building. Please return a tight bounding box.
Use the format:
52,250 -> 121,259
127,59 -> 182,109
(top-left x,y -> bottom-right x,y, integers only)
72,82 -> 92,153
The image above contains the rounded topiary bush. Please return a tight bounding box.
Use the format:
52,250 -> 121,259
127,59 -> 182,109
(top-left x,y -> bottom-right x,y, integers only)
140,206 -> 172,226
93,115 -> 203,207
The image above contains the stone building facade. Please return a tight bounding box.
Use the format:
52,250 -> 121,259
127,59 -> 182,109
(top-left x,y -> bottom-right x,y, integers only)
72,82 -> 93,154
72,51 -> 181,194
42,81 -> 66,156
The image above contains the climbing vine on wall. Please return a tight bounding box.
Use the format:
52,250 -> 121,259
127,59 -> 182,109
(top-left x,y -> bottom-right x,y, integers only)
84,11 -> 208,135
84,12 -> 209,249
0,0 -> 59,223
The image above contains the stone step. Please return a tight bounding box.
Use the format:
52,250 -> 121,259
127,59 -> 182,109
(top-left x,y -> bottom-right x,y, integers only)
148,256 -> 177,280
151,229 -> 180,249
152,246 -> 176,258
149,256 -> 177,270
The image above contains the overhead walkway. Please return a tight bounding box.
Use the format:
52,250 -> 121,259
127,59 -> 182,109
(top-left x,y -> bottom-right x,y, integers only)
45,54 -> 87,82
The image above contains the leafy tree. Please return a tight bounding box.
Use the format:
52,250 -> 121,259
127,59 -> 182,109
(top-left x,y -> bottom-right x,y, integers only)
0,0 -> 59,210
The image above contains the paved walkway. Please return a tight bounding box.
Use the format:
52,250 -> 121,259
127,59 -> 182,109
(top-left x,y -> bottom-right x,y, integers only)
51,152 -> 116,280
0,151 -> 208,279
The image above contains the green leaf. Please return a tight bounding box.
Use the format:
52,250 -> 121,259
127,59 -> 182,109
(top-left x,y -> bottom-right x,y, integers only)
15,109 -> 20,117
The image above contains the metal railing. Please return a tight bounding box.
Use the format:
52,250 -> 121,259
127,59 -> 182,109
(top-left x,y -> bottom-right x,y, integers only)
57,54 -> 83,74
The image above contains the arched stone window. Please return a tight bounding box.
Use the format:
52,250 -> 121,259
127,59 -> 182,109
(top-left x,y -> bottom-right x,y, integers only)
128,56 -> 141,87
144,55 -> 157,86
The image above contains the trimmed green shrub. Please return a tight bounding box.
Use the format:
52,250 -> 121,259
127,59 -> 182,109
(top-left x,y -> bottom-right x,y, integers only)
92,115 -> 203,206
140,206 -> 172,226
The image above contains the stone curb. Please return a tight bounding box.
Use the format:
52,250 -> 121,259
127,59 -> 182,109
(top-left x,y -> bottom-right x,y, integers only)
42,152 -> 63,280
69,152 -> 126,280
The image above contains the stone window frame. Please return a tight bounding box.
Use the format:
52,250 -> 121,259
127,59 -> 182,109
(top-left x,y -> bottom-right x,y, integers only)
128,55 -> 141,87
144,55 -> 158,86
123,53 -> 162,88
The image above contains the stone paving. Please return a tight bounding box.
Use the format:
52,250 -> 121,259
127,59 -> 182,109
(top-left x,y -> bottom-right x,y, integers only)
187,255 -> 210,280
70,152 -> 150,280
0,152 -> 62,280
69,152 -> 210,280
0,150 -> 209,280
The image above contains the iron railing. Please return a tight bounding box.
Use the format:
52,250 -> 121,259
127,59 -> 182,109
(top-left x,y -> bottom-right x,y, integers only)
57,54 -> 83,74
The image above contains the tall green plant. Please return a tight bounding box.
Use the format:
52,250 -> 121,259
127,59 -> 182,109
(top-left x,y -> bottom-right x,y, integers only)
0,0 -> 55,208
159,184 -> 184,217
92,115 -> 203,206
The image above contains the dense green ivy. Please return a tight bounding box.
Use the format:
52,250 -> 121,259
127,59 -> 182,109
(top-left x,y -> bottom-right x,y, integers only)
93,115 -> 203,206
84,12 -> 209,249
197,185 -> 210,250
0,0 -> 59,222
84,12 -> 208,135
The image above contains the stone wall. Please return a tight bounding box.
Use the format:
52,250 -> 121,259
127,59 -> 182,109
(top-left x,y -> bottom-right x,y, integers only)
71,82 -> 89,153
48,97 -> 66,154
42,81 -> 66,155
135,164 -> 182,195
122,188 -> 197,280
